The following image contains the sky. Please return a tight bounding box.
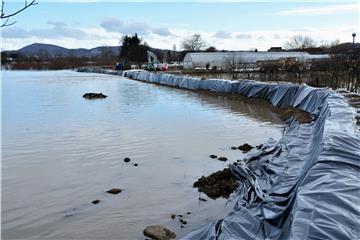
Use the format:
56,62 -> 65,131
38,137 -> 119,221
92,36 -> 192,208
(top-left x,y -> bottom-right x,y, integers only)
0,1 -> 359,51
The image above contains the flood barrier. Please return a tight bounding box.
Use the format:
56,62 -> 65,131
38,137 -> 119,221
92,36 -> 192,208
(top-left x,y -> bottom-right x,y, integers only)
79,68 -> 360,239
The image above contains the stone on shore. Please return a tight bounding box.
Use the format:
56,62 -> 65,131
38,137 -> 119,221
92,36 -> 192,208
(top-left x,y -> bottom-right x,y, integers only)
143,225 -> 176,240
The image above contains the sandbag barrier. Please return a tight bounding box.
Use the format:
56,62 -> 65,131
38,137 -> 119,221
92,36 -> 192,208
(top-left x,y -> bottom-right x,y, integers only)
121,70 -> 360,240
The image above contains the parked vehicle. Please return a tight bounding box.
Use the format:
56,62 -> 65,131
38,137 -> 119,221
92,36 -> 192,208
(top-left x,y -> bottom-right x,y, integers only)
144,62 -> 168,71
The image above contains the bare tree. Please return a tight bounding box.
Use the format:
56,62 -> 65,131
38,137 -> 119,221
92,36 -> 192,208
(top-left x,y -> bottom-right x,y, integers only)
284,35 -> 316,50
319,39 -> 340,48
224,53 -> 255,80
1,0 -> 37,27
182,34 -> 206,51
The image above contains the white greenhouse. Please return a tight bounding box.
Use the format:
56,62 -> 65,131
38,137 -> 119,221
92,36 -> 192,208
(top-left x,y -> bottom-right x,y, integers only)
183,51 -> 330,69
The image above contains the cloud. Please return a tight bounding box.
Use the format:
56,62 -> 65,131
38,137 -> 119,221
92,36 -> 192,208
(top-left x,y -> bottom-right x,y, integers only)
236,33 -> 252,39
47,20 -> 67,28
100,17 -> 150,35
2,27 -> 30,38
100,17 -> 173,37
213,31 -> 232,39
2,25 -> 91,40
275,3 -> 358,16
152,27 -> 173,37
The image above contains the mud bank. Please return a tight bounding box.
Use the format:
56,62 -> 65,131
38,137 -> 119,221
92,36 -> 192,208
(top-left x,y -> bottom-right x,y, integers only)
78,68 -> 360,239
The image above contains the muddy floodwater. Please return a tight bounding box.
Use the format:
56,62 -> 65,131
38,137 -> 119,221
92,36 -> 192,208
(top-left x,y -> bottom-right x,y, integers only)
2,70 -> 284,239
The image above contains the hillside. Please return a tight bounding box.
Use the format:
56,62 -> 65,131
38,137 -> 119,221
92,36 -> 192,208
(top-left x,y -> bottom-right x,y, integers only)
15,43 -> 121,58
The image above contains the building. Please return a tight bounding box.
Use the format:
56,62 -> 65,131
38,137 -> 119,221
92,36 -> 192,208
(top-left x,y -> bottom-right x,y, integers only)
183,51 -> 329,69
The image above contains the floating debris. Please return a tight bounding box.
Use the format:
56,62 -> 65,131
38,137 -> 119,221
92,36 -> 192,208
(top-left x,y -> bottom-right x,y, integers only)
82,92 -> 107,99
217,156 -> 228,162
106,188 -> 122,194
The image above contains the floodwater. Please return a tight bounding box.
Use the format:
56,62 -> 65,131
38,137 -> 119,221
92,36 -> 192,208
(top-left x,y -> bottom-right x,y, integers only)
2,70 -> 284,239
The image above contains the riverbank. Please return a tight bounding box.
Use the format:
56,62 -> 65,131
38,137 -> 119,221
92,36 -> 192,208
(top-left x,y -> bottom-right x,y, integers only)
77,67 -> 360,239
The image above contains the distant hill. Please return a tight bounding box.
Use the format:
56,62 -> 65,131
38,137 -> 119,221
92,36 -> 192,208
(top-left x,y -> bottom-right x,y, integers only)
13,43 -> 121,58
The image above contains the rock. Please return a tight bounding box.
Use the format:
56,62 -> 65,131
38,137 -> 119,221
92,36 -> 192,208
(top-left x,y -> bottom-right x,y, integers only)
209,154 -> 217,159
238,143 -> 253,152
143,225 -> 176,240
199,197 -> 207,202
133,163 -> 138,167
194,168 -> 239,199
178,214 -> 183,218
106,188 -> 122,194
181,225 -> 185,228
186,212 -> 191,215
231,146 -> 237,150
92,200 -> 100,204
233,162 -> 238,166
217,156 -> 228,161
82,92 -> 107,99
124,157 -> 131,163
170,214 -> 176,219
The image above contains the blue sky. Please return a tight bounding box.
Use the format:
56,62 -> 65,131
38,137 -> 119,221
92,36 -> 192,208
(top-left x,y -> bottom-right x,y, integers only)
1,1 -> 359,50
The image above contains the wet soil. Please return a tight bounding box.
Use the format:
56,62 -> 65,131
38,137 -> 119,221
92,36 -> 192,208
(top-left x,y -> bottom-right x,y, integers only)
273,107 -> 313,124
193,168 -> 238,199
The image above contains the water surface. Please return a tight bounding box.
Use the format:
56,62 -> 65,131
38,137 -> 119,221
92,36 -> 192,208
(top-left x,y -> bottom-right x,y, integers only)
2,70 -> 283,239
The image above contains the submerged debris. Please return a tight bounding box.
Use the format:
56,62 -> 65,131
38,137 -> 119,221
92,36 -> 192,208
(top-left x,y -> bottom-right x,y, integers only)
198,197 -> 207,202
124,157 -> 131,163
193,168 -> 238,199
275,107 -> 313,124
82,92 -> 107,99
209,154 -> 217,159
143,225 -> 176,240
92,200 -> 100,204
238,143 -> 253,152
106,188 -> 122,194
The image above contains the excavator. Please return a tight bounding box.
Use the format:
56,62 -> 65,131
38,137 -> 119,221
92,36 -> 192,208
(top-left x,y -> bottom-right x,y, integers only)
144,50 -> 168,71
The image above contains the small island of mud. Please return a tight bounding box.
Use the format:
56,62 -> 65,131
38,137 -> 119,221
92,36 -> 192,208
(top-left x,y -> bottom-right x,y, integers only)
193,168 -> 238,199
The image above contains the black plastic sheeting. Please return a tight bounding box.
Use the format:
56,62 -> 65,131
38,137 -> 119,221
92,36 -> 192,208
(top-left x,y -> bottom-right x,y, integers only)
81,68 -> 359,239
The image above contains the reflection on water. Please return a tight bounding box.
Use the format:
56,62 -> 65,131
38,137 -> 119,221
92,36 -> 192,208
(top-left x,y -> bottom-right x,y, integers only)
2,70 -> 283,239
